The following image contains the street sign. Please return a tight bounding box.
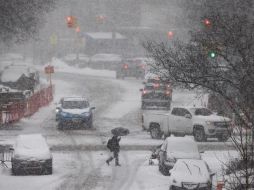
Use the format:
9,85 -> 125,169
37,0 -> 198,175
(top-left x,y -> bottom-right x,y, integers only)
44,65 -> 54,74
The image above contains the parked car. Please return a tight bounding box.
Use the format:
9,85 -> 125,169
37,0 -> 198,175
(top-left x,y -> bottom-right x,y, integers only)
142,106 -> 231,140
11,134 -> 53,175
168,159 -> 214,190
56,97 -> 95,129
158,136 -> 201,175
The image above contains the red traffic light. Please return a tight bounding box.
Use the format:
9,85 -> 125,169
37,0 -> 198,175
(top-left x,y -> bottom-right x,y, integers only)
203,18 -> 211,27
66,16 -> 77,28
167,31 -> 174,39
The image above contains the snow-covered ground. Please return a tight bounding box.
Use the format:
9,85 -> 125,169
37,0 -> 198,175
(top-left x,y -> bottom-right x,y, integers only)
0,150 -> 238,190
0,57 -> 236,190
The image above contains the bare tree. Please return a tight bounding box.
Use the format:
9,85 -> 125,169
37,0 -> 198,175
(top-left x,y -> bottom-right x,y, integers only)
144,0 -> 254,189
0,0 -> 55,44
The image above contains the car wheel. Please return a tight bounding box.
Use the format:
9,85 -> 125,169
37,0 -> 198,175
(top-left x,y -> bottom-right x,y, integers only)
57,123 -> 63,130
12,167 -> 18,175
218,134 -> 229,142
141,102 -> 146,109
159,163 -> 169,176
193,127 -> 207,142
44,167 -> 52,175
150,125 -> 163,139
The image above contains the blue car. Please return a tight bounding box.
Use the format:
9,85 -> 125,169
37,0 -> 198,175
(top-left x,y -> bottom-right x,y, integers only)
56,97 -> 95,129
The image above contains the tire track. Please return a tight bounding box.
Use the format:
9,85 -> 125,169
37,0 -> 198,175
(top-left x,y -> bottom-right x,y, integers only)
106,152 -> 145,190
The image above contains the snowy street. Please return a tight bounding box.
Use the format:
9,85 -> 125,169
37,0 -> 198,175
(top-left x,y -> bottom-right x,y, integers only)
0,63 -> 236,190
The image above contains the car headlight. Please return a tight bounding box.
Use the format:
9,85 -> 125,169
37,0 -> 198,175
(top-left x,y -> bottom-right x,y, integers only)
206,121 -> 214,125
199,183 -> 209,188
81,112 -> 91,117
61,112 -> 68,116
56,108 -> 60,113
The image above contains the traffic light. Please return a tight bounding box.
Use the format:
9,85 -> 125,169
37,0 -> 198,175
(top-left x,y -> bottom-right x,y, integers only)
167,31 -> 174,39
66,16 -> 77,28
208,51 -> 216,58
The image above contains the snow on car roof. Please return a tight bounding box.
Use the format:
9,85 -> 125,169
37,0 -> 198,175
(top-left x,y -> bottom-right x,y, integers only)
63,97 -> 87,101
14,134 -> 51,160
173,159 -> 210,180
90,53 -> 122,62
164,136 -> 199,154
85,32 -> 126,39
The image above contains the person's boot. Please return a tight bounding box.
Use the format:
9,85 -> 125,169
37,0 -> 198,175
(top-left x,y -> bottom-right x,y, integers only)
115,156 -> 120,166
106,157 -> 113,166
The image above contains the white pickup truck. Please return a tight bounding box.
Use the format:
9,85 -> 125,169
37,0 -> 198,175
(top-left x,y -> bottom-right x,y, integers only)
142,106 -> 231,142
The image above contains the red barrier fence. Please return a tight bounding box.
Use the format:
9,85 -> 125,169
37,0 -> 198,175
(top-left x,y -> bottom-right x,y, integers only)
0,85 -> 53,125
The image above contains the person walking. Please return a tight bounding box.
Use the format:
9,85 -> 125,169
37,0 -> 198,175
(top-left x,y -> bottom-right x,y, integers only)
106,135 -> 121,166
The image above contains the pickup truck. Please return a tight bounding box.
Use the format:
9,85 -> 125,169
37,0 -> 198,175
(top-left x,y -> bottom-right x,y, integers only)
142,106 -> 231,142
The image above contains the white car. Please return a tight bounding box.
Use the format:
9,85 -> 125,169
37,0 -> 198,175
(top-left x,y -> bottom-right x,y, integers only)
168,159 -> 214,190
159,136 -> 201,175
143,106 -> 231,141
11,134 -> 53,175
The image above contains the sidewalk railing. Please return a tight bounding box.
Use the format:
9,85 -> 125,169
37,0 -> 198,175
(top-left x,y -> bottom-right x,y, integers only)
0,85 -> 54,125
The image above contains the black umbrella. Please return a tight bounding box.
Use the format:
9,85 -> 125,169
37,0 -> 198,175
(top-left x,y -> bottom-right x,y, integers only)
111,127 -> 130,136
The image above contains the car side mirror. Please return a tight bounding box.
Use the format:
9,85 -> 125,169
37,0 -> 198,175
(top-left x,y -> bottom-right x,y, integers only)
185,114 -> 192,119
139,89 -> 143,92
199,151 -> 204,154
210,172 -> 216,177
9,147 -> 14,151
91,107 -> 96,110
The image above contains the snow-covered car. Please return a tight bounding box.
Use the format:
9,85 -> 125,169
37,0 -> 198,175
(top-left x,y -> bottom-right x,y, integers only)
168,159 -> 214,190
159,136 -> 201,175
115,57 -> 147,79
89,53 -> 122,70
11,134 -> 53,175
56,97 -> 95,129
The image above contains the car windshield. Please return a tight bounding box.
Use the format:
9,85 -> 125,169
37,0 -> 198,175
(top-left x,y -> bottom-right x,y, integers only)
62,101 -> 89,109
192,108 -> 213,116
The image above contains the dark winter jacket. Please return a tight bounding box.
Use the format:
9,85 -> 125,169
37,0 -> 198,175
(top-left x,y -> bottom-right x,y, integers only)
110,136 -> 121,152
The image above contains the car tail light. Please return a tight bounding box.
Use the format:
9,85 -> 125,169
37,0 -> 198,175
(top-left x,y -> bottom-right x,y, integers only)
153,83 -> 160,88
142,90 -> 147,95
123,64 -> 128,69
165,91 -> 171,96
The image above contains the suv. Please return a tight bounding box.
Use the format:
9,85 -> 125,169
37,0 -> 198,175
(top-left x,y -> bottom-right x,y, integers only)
56,97 -> 95,129
140,80 -> 172,109
116,58 -> 146,79
158,136 -> 201,175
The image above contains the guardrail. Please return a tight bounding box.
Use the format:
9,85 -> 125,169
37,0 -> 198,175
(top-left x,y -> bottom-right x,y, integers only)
0,85 -> 53,125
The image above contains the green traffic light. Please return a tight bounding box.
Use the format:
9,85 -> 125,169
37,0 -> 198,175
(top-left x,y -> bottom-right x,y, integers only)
208,51 -> 216,58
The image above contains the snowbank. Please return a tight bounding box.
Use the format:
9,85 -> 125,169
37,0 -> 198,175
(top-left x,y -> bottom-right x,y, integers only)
45,58 -> 115,78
